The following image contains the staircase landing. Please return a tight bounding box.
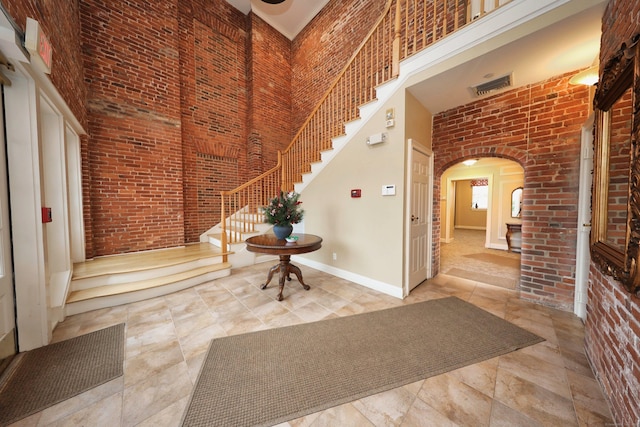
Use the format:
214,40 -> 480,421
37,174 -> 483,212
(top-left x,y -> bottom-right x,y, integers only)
66,243 -> 232,316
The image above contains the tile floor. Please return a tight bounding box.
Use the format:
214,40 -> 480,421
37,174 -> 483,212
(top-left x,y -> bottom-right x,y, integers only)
11,263 -> 613,426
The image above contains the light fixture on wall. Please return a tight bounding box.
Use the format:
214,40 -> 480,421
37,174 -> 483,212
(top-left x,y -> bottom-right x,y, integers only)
261,0 -> 286,3
462,159 -> 479,167
569,65 -> 599,86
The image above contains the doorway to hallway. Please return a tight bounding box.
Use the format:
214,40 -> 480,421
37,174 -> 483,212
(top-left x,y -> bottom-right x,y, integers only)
440,229 -> 520,289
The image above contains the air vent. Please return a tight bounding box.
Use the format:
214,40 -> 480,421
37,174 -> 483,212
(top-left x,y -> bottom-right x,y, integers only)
470,73 -> 512,97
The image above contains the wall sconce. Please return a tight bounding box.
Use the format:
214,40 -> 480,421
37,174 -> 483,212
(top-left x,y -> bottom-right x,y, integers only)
569,65 -> 599,86
462,159 -> 478,166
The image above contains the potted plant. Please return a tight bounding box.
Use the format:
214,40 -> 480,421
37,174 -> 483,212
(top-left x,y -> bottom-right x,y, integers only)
263,191 -> 304,239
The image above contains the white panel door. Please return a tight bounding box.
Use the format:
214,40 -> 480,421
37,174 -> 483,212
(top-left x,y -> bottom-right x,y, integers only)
408,143 -> 432,291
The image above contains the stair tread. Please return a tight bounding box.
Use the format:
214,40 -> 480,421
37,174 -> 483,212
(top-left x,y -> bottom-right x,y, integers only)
73,243 -> 228,280
209,232 -> 261,241
67,262 -> 231,303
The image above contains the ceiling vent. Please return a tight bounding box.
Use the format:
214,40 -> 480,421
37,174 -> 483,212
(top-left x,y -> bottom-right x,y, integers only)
470,73 -> 512,97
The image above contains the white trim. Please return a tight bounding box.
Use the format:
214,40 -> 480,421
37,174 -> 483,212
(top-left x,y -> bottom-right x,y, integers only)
1,12 -> 85,348
4,63 -> 49,350
574,115 -> 594,320
292,256 -> 404,299
66,125 -> 86,263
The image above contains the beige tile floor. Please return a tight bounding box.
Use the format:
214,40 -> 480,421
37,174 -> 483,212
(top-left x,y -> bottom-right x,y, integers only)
11,263 -> 613,426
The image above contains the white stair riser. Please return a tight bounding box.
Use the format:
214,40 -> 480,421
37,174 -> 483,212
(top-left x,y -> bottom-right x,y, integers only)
65,268 -> 231,316
71,257 -> 219,291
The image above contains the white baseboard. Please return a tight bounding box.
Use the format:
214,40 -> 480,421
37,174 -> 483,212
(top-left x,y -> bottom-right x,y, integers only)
292,256 -> 404,299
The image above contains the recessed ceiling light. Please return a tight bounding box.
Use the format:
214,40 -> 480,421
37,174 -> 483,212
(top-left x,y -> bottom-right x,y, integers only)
261,0 -> 286,3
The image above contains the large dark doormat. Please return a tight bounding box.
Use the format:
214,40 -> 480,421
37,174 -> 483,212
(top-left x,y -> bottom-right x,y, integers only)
181,297 -> 543,426
0,323 -> 125,426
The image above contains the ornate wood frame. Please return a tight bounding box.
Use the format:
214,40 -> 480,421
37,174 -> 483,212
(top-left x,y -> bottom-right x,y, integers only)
591,34 -> 640,296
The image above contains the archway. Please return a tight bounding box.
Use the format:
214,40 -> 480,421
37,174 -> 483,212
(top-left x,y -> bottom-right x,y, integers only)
438,157 -> 524,289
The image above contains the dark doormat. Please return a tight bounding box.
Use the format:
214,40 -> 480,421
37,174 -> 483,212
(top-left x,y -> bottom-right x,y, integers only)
181,297 -> 543,426
0,323 -> 125,426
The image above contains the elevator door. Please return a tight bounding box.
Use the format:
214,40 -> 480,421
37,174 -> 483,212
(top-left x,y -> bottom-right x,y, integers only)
0,82 -> 17,372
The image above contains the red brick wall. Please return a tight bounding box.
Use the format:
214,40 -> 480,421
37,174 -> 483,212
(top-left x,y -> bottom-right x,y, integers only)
291,0 -> 386,133
247,14 -> 292,174
177,0 -> 249,243
6,0 -> 381,254
433,71 -> 591,311
3,1 -> 87,129
584,1 -> 640,425
80,0 -> 186,255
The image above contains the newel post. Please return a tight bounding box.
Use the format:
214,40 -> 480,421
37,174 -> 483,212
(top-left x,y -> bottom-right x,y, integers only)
392,0 -> 402,77
278,151 -> 287,192
220,192 -> 228,263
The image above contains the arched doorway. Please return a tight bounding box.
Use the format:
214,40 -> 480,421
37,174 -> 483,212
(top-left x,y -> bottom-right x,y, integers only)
439,157 -> 524,290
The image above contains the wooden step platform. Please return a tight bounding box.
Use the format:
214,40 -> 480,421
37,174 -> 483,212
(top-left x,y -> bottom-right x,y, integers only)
72,242 -> 228,279
65,243 -> 232,316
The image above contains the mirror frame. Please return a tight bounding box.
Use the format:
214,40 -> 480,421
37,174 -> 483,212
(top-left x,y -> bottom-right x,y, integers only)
591,35 -> 640,296
511,187 -> 523,218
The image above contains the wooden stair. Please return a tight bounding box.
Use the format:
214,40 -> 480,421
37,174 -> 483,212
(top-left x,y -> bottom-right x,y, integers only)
201,208 -> 279,268
65,243 -> 232,316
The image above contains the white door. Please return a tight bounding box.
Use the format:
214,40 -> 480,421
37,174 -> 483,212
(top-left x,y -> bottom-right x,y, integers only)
407,140 -> 432,293
0,82 -> 16,365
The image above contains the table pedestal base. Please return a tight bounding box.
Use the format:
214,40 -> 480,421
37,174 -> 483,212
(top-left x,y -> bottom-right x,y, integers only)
261,255 -> 310,301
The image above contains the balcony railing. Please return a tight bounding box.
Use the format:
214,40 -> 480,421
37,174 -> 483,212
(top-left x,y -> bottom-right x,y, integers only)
219,0 -> 512,255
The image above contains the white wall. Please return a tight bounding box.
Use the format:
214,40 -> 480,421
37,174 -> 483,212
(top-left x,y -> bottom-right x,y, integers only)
441,159 -> 523,250
299,89 -> 431,297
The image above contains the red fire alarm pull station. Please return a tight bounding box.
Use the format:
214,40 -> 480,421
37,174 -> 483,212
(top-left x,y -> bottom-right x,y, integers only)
42,207 -> 52,223
351,189 -> 361,198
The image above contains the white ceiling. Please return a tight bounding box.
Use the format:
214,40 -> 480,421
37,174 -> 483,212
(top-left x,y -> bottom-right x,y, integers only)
227,0 -> 605,114
226,0 -> 330,40
408,3 -> 604,113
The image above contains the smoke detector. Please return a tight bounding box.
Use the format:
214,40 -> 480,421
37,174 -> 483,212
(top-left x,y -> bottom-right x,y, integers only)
470,73 -> 513,97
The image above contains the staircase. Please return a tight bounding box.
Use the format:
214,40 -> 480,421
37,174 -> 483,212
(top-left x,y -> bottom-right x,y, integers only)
65,243 -> 232,315
213,0 -> 505,256
65,0 -> 511,316
202,209 -> 279,269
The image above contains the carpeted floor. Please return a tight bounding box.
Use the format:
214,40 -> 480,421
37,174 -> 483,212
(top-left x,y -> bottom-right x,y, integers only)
181,297 -> 543,427
441,229 -> 521,289
464,252 -> 521,270
0,323 -> 125,426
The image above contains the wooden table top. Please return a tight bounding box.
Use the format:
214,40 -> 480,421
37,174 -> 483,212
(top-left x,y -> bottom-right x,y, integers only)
245,233 -> 322,255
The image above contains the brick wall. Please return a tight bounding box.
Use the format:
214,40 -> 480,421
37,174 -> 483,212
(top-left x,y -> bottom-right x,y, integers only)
80,0 -> 186,255
2,0 -> 87,129
291,0 -> 386,133
584,0 -> 640,425
177,0 -> 249,243
433,71 -> 591,311
5,0 -> 383,254
247,14 -> 292,175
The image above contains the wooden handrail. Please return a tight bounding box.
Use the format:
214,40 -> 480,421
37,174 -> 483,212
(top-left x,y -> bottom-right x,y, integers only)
220,153 -> 283,255
219,0 -> 511,258
282,0 -> 396,157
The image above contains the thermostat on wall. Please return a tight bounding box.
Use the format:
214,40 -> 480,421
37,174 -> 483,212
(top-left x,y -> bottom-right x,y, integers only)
382,184 -> 396,196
